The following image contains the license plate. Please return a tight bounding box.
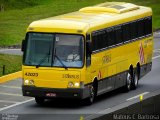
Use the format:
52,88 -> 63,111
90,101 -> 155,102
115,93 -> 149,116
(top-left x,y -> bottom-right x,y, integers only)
46,93 -> 56,97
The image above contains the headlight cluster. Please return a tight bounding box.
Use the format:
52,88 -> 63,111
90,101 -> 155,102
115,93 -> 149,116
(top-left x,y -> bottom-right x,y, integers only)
68,82 -> 84,88
24,79 -> 34,85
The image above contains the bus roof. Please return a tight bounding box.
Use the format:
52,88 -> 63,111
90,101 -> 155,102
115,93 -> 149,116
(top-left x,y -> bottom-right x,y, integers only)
28,2 -> 152,34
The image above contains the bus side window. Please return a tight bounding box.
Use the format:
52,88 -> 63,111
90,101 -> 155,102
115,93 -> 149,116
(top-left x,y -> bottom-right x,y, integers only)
122,23 -> 131,42
103,31 -> 108,48
137,19 -> 145,38
97,31 -> 103,50
97,30 -> 107,49
115,25 -> 122,44
92,30 -> 107,51
144,17 -> 152,35
148,17 -> 152,34
142,19 -> 146,37
107,27 -> 115,47
130,21 -> 138,40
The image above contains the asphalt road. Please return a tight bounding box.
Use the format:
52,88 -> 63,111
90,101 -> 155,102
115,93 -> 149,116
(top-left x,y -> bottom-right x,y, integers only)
0,33 -> 160,120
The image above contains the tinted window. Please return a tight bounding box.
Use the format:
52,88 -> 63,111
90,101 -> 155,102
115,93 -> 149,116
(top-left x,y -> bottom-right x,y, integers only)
130,21 -> 138,40
115,26 -> 123,44
144,17 -> 152,35
92,30 -> 107,51
107,28 -> 115,46
97,31 -> 107,49
137,19 -> 145,37
91,16 -> 152,52
122,23 -> 131,42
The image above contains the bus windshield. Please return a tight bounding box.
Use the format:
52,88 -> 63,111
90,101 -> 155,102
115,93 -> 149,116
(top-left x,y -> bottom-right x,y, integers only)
24,33 -> 84,68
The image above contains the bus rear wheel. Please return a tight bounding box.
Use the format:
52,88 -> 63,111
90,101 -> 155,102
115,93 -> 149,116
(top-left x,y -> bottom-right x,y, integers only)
35,97 -> 45,105
123,70 -> 132,92
131,70 -> 139,90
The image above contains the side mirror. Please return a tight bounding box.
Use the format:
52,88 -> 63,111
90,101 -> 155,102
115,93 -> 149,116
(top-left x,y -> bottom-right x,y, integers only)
21,39 -> 26,52
86,34 -> 92,55
86,41 -> 92,55
86,34 -> 92,67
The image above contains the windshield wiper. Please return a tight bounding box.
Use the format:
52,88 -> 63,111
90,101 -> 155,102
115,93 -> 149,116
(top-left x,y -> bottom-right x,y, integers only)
53,49 -> 68,69
36,47 -> 51,68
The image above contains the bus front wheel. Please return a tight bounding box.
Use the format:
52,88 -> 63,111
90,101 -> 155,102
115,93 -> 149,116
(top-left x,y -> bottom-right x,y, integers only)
85,84 -> 95,105
35,97 -> 45,105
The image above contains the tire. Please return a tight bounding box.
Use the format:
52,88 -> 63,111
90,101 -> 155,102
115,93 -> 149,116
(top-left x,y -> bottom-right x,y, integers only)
85,84 -> 95,105
131,70 -> 139,90
123,70 -> 132,92
35,97 -> 45,105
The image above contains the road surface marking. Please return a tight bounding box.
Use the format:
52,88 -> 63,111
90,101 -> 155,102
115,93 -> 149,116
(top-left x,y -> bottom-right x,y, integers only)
153,49 -> 160,60
126,92 -> 149,101
0,100 -> 18,104
84,108 -> 111,120
154,50 -> 160,53
154,49 -> 160,52
152,55 -> 160,60
0,85 -> 21,89
0,92 -> 22,97
0,98 -> 34,111
97,108 -> 111,114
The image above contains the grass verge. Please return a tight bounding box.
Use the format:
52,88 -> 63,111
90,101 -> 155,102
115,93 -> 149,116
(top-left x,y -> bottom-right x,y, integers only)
0,54 -> 22,77
0,0 -> 160,46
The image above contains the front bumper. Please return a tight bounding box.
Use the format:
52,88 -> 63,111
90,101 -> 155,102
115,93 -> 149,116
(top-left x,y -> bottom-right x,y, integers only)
22,85 -> 90,99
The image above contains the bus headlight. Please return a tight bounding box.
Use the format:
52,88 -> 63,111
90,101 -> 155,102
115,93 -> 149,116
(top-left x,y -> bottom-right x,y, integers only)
74,82 -> 80,87
24,79 -> 34,85
68,82 -> 74,88
29,80 -> 34,85
68,82 -> 81,88
24,80 -> 29,84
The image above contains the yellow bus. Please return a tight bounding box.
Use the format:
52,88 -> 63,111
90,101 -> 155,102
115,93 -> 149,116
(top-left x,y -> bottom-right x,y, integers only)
22,2 -> 153,105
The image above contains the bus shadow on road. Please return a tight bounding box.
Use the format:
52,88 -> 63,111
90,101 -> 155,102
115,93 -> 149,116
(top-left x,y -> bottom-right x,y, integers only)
32,83 -> 146,109
32,87 -> 127,109
33,98 -> 84,109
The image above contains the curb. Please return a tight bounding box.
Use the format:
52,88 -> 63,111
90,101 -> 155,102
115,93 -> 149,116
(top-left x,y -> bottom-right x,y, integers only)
0,71 -> 22,84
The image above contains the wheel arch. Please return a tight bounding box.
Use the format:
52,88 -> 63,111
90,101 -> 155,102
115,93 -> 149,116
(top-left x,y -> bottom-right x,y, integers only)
136,62 -> 141,79
129,64 -> 134,76
92,77 -> 98,96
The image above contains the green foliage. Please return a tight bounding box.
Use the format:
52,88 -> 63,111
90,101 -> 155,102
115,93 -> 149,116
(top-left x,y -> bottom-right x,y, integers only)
0,0 -> 160,46
0,0 -> 53,10
0,0 -> 35,10
0,54 -> 22,76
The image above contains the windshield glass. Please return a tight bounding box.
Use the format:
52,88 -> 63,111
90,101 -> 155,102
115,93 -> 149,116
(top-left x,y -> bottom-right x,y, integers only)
24,33 -> 84,68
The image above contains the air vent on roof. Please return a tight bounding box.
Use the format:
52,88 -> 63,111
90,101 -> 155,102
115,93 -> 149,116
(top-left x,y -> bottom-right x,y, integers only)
109,5 -> 125,10
79,2 -> 139,14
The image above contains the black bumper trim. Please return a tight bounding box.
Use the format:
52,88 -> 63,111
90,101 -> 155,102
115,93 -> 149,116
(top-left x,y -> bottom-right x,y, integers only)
22,86 -> 90,99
